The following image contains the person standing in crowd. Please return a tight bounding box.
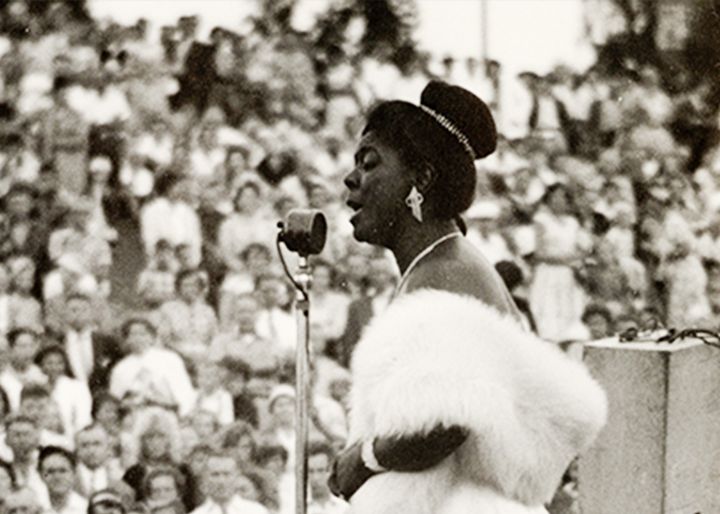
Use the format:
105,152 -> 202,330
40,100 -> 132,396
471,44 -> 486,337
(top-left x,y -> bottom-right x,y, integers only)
331,81 -> 606,513
529,183 -> 590,342
53,293 -> 123,394
190,451 -> 268,514
140,176 -> 203,268
41,76 -> 90,197
75,423 -> 124,498
38,445 -> 88,514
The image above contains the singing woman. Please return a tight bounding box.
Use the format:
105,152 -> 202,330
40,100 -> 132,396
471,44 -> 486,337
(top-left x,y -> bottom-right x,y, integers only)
329,81 -> 607,513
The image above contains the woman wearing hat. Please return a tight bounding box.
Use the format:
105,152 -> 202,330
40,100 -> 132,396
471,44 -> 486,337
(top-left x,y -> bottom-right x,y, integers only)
330,81 -> 607,513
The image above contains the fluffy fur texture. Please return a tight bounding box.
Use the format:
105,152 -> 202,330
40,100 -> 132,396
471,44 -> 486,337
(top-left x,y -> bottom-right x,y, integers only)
347,290 -> 607,514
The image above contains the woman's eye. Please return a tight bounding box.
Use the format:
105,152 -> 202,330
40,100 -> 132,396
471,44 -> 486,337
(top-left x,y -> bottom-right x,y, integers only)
361,152 -> 379,169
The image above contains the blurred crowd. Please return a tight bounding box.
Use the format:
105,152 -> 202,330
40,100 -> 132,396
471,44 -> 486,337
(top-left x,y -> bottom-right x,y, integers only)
0,0 -> 719,513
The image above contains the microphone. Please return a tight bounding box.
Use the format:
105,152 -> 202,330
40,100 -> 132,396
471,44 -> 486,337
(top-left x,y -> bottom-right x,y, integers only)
277,209 -> 327,256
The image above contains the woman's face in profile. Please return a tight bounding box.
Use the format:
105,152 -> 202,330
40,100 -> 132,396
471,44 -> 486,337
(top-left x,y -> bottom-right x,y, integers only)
344,132 -> 411,247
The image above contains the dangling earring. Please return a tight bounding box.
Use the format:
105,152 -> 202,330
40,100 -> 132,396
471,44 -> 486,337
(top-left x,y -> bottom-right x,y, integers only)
405,186 -> 424,223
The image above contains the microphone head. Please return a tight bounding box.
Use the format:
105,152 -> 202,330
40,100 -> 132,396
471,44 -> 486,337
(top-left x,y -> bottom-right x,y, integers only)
278,209 -> 327,256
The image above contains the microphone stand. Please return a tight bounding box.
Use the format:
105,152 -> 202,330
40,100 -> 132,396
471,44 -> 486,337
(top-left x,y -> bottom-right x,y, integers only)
275,209 -> 327,514
293,255 -> 311,514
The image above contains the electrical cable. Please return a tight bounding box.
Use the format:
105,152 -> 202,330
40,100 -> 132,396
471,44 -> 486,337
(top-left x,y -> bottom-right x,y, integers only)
276,233 -> 309,301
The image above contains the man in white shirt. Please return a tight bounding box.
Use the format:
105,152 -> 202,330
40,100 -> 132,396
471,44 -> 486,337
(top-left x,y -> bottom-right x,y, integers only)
190,452 -> 268,514
59,294 -> 123,395
38,445 -> 88,514
307,442 -> 348,514
109,318 -> 196,416
74,424 -> 123,498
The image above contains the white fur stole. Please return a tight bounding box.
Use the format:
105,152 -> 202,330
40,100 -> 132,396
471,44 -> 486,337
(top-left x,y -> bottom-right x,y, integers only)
347,289 -> 607,513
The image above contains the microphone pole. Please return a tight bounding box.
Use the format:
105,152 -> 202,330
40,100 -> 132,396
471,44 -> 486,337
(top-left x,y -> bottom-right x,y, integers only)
276,209 -> 327,514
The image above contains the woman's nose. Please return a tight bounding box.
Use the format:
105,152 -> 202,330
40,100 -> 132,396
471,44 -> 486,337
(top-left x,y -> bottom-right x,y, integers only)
344,168 -> 360,190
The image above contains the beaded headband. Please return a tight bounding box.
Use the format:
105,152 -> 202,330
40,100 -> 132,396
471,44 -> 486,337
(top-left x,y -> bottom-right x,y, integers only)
419,105 -> 477,160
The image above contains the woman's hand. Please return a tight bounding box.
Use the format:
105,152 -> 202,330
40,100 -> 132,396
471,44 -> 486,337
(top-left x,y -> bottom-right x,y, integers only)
328,442 -> 375,501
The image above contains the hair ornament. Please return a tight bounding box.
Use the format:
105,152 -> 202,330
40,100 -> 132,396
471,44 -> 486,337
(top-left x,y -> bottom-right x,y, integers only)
419,105 -> 477,160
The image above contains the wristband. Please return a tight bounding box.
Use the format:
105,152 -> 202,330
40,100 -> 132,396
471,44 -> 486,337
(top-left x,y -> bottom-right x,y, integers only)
361,439 -> 387,473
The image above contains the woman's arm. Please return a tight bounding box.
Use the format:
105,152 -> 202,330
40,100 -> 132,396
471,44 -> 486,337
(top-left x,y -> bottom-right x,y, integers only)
372,424 -> 468,471
329,424 -> 468,500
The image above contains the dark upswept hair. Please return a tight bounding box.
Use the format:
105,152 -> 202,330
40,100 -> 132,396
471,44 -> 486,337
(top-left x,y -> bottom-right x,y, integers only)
362,80 -> 496,221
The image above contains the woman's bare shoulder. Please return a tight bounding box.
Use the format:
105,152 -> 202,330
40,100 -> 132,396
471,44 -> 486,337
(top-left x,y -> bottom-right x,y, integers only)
405,252 -> 511,311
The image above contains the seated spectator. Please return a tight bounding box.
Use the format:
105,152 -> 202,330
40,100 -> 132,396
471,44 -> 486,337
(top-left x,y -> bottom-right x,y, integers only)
38,445 -> 88,513
7,256 -> 43,332
193,359 -> 233,426
157,269 -> 217,362
136,239 -> 179,309
307,441 -> 348,514
75,424 -> 124,498
211,294 -> 279,375
581,304 -> 614,341
0,328 -> 45,411
35,344 -> 92,439
123,407 -> 195,512
109,318 -> 196,417
190,451 -> 268,514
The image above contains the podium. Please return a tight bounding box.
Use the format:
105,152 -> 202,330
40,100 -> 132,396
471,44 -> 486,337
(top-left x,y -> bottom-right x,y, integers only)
579,338 -> 720,513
